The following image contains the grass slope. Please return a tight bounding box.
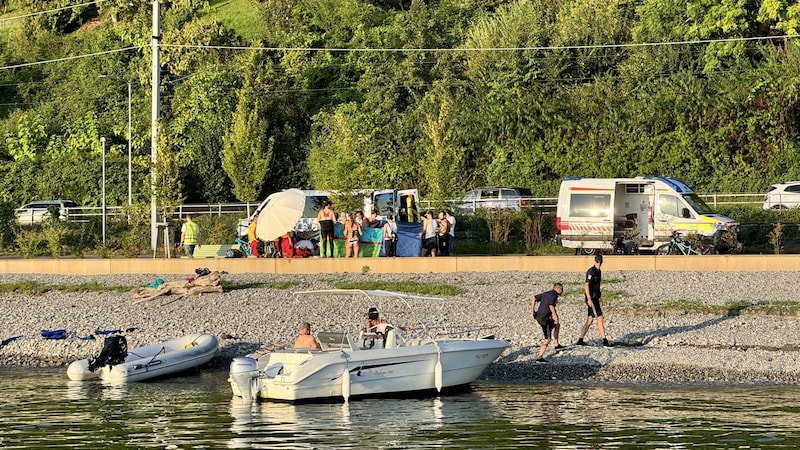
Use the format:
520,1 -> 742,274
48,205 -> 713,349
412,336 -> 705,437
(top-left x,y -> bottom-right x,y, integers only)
204,0 -> 265,42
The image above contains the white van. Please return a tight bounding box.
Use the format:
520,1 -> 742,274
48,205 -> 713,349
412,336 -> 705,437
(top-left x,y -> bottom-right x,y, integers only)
556,177 -> 738,253
236,189 -> 420,238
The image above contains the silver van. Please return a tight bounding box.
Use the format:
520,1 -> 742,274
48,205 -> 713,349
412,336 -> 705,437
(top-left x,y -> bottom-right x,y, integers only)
457,187 -> 532,212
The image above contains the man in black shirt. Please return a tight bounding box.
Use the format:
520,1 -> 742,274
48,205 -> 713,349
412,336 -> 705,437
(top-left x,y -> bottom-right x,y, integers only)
576,254 -> 612,347
531,283 -> 564,362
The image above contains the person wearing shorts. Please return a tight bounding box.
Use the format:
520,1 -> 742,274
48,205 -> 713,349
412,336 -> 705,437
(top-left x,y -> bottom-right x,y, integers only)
531,283 -> 563,362
317,202 -> 335,258
576,254 -> 612,347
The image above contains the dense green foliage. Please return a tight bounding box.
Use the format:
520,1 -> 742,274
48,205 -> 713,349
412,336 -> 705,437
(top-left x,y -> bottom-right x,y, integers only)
0,0 -> 799,211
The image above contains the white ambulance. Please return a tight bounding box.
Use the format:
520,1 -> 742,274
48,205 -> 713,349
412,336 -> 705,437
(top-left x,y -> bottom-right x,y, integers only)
556,177 -> 738,254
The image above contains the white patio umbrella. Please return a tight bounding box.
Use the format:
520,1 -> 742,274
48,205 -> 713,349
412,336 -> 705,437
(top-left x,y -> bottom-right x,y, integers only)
255,189 -> 306,242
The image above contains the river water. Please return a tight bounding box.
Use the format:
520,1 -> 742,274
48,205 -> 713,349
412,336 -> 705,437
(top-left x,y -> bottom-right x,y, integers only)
2,367 -> 799,449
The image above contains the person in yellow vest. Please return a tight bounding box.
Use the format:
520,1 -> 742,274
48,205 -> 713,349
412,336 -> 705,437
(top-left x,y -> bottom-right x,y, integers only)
178,214 -> 201,258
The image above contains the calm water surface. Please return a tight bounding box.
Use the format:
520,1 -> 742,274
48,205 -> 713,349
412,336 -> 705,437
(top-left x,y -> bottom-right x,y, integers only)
2,367 -> 799,449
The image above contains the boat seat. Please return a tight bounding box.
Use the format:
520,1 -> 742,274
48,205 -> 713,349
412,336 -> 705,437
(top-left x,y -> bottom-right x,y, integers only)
265,362 -> 283,377
317,332 -> 349,351
346,334 -> 361,351
385,329 -> 396,348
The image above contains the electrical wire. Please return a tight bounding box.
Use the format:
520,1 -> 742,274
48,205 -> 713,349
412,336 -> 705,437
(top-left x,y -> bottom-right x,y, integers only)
160,34 -> 800,53
0,46 -> 144,70
0,0 -> 106,23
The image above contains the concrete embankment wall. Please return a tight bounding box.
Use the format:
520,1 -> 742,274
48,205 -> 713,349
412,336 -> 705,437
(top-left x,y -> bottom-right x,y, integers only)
0,255 -> 797,275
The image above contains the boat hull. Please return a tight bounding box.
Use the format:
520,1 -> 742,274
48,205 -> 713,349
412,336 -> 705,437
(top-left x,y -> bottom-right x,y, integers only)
230,338 -> 508,402
68,334 -> 219,383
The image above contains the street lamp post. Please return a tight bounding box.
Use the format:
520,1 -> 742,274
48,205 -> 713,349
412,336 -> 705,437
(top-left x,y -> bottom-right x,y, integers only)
99,75 -> 133,206
100,137 -> 106,245
127,81 -> 132,206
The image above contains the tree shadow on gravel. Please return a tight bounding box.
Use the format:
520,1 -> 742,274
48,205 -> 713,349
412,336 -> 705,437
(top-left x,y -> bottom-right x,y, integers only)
615,315 -> 734,347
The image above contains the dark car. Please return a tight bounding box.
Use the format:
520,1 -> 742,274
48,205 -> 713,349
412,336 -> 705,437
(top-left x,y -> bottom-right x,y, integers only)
457,187 -> 533,212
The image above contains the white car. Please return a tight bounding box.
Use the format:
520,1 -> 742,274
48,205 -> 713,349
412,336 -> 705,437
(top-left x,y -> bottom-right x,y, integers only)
763,182 -> 800,209
15,200 -> 78,226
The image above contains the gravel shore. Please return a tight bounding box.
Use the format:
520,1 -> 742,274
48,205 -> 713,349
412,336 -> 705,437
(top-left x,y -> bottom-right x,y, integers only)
2,270 -> 799,384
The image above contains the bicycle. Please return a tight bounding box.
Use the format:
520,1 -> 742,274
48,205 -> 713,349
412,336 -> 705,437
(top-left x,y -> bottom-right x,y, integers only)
656,231 -> 715,255
233,237 -> 253,257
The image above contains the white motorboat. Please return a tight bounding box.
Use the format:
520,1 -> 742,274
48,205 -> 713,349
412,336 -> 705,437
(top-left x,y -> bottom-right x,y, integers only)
228,289 -> 510,403
67,333 -> 219,383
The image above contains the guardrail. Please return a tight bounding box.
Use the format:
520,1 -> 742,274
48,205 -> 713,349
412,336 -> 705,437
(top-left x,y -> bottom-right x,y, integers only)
56,192 -> 767,223
422,193 -> 765,212
61,203 -> 264,222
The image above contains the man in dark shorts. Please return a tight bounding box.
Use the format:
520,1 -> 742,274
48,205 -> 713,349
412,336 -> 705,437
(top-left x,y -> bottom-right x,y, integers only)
317,201 -> 335,258
531,282 -> 564,363
576,254 -> 611,347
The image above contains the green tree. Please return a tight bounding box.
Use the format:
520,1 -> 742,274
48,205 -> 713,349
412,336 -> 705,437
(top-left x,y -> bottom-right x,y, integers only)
221,60 -> 273,202
152,124 -> 185,221
170,70 -> 237,202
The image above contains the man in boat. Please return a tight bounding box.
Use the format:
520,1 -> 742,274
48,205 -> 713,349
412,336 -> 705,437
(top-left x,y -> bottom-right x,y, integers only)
293,322 -> 321,349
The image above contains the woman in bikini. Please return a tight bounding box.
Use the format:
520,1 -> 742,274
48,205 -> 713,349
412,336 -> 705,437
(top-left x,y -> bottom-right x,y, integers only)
344,212 -> 362,257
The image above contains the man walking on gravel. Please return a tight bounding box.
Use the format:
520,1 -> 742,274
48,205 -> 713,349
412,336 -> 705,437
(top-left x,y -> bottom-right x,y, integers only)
178,214 -> 201,258
532,282 -> 564,362
576,254 -> 612,347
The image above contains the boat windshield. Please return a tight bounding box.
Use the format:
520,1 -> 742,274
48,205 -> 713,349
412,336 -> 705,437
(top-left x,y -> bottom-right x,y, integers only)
682,193 -> 715,214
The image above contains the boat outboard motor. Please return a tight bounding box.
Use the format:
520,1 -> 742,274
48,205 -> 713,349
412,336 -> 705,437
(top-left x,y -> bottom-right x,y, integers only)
88,335 -> 128,372
229,357 -> 259,401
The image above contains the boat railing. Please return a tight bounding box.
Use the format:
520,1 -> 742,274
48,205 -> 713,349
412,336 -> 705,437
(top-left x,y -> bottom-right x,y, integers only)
415,325 -> 499,340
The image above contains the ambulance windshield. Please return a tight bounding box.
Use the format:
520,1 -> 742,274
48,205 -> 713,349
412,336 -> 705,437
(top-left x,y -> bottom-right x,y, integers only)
683,193 -> 715,214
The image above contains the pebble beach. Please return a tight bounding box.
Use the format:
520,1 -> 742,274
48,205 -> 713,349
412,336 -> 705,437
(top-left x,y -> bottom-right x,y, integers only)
2,270 -> 800,384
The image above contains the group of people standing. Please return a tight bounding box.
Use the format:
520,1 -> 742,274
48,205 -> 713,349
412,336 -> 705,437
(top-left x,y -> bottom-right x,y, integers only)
419,210 -> 456,257
319,202 -> 391,258
531,254 -> 611,363
318,201 -> 457,258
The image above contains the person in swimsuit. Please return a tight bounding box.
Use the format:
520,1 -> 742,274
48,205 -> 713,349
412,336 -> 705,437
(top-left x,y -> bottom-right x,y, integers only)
293,322 -> 321,349
317,201 -> 335,258
344,212 -> 362,257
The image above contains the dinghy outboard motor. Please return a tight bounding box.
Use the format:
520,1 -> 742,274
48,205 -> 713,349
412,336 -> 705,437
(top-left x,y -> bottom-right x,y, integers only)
229,357 -> 259,401
88,335 -> 128,372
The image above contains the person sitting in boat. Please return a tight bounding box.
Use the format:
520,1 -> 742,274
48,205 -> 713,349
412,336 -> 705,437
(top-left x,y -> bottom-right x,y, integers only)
293,322 -> 321,349
365,307 -> 387,331
364,307 -> 410,334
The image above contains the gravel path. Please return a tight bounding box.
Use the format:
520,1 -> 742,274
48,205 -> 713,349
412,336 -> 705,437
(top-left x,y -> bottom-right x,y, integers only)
1,270 -> 799,383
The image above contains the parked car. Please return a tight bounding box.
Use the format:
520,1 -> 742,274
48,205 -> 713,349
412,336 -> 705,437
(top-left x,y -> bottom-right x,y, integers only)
15,200 -> 78,226
763,181 -> 800,209
457,187 -> 533,212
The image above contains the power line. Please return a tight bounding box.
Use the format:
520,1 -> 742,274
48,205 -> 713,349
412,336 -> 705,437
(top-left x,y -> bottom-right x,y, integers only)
161,34 -> 800,53
0,0 -> 106,23
0,46 -> 144,71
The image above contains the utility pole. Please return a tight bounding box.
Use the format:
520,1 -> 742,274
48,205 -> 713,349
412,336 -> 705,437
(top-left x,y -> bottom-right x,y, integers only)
127,81 -> 132,206
150,0 -> 161,251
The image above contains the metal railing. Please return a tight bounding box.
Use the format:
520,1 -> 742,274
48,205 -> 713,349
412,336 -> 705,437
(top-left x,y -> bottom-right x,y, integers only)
53,192 -> 768,223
